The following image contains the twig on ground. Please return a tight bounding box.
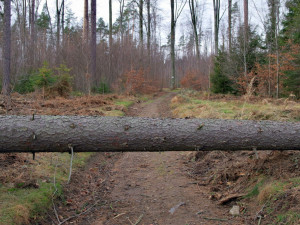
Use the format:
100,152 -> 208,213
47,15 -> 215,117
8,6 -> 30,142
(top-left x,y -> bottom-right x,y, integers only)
67,145 -> 74,184
58,200 -> 101,225
52,163 -> 61,224
255,203 -> 265,224
257,216 -> 262,225
127,217 -> 134,225
113,213 -> 126,219
134,214 -> 144,225
218,151 -> 227,158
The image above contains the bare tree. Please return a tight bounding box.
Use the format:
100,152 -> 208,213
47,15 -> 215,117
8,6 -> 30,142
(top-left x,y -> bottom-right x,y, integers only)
147,0 -> 151,55
275,0 -> 280,98
170,0 -> 187,89
83,0 -> 89,42
228,0 -> 232,53
139,0 -> 144,46
243,0 -> 248,77
189,0 -> 200,60
30,0 -> 35,66
90,0 -> 97,84
118,0 -> 125,42
61,0 -> 65,43
109,0 -> 113,47
213,0 -> 220,55
2,0 -> 11,108
56,0 -> 61,50
244,0 -> 248,40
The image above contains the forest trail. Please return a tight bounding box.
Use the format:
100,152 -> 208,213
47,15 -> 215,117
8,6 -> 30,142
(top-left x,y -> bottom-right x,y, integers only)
91,92 -> 241,225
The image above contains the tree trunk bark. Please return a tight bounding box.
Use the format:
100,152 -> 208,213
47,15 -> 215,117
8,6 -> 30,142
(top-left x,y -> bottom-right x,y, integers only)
244,0 -> 248,42
2,0 -> 11,108
83,0 -> 89,43
139,0 -> 144,47
147,0 -> 151,57
61,0 -> 65,44
189,0 -> 200,60
109,0 -> 113,48
56,0 -> 61,51
30,0 -> 35,67
171,0 -> 176,89
90,0 -> 97,82
0,116 -> 299,153
275,0 -> 280,99
228,0 -> 232,53
213,0 -> 220,55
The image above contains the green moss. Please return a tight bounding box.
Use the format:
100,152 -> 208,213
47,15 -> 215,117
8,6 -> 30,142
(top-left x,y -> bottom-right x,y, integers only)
276,211 -> 300,224
244,179 -> 265,199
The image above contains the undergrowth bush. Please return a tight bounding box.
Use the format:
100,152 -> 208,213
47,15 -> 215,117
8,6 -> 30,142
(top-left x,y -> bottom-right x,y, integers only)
32,62 -> 56,89
92,81 -> 110,94
18,62 -> 73,98
180,70 -> 207,91
13,74 -> 35,94
49,64 -> 73,97
122,68 -> 157,95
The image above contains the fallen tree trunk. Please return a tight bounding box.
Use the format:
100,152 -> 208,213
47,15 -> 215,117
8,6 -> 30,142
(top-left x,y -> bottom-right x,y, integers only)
0,115 -> 299,153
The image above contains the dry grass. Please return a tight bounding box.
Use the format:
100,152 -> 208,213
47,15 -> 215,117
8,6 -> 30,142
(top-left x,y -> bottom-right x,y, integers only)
257,183 -> 279,204
171,91 -> 300,122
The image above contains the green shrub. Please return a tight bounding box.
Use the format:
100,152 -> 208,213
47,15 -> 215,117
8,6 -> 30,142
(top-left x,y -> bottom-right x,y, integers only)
30,62 -> 56,98
27,62 -> 73,98
32,62 -> 56,89
92,81 -> 110,94
50,64 -> 73,97
13,74 -> 35,94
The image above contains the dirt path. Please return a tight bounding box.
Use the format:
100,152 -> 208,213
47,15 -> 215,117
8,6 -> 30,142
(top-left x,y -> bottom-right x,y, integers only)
90,93 -> 242,225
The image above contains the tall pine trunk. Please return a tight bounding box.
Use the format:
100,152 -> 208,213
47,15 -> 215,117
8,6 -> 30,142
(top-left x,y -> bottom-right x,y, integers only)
2,0 -> 11,108
109,0 -> 113,48
147,0 -> 151,56
213,0 -> 220,55
139,0 -> 144,46
244,0 -> 248,38
171,0 -> 176,89
90,0 -> 97,85
30,0 -> 35,67
275,0 -> 280,98
189,0 -> 200,60
244,0 -> 248,76
56,0 -> 61,51
61,0 -> 65,44
228,0 -> 232,53
83,0 -> 89,43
